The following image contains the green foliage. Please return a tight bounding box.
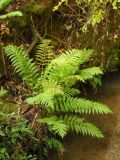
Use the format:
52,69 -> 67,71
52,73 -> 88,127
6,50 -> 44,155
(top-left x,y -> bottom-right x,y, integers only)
0,11 -> 23,20
0,0 -> 23,20
53,0 -> 120,32
53,0 -> 68,11
43,49 -> 94,82
38,117 -> 68,138
43,138 -> 63,149
0,89 -> 57,159
35,39 -> 55,71
4,44 -> 112,140
54,96 -> 111,114
0,112 -> 39,160
0,89 -> 7,105
0,89 -> 7,98
0,0 -> 13,11
28,0 -> 48,14
60,115 -> 103,137
4,45 -> 39,88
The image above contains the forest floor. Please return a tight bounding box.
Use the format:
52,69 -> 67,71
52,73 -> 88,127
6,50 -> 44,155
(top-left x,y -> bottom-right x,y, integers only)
49,71 -> 120,160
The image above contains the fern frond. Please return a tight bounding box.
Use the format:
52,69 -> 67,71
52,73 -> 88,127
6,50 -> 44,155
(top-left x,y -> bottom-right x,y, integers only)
55,96 -> 112,114
0,0 -> 13,11
35,39 -> 55,70
64,88 -> 80,96
60,115 -> 103,138
26,92 -> 54,109
26,80 -> 64,107
0,11 -> 23,20
43,49 -> 94,81
38,117 -> 68,138
43,138 -> 63,149
61,75 -> 85,87
91,76 -> 102,87
79,67 -> 103,80
62,67 -> 103,86
4,45 -> 39,87
42,80 -> 64,95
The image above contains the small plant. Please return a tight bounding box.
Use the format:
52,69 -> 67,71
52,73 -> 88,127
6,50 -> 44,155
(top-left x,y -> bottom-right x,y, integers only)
0,89 -> 7,98
0,0 -> 13,11
4,44 -> 112,140
0,0 -> 23,20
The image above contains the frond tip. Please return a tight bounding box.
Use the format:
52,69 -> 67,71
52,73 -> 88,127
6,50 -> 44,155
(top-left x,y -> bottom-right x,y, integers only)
60,115 -> 104,138
55,96 -> 112,114
35,39 -> 55,70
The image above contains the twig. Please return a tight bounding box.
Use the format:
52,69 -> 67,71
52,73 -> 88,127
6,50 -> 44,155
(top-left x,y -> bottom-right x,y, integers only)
27,16 -> 43,54
27,33 -> 40,54
31,112 -> 38,127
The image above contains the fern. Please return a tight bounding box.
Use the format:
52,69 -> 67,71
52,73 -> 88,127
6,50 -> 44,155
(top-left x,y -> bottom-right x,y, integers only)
60,115 -> 103,138
35,39 -> 55,71
43,138 -> 63,149
42,80 -> 63,96
26,80 -> 64,108
0,0 -> 23,20
64,88 -> 80,96
55,96 -> 112,114
38,117 -> 68,138
91,76 -> 102,87
26,92 -> 54,108
4,44 -> 112,139
43,49 -> 94,81
0,0 -> 13,11
62,67 -> 103,86
4,45 -> 40,87
0,11 -> 23,20
79,67 -> 103,80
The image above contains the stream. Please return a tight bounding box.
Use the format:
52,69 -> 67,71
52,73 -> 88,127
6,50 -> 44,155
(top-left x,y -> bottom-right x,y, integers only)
49,72 -> 120,160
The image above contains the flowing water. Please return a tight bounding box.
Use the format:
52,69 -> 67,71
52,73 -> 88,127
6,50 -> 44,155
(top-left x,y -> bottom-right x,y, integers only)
49,72 -> 120,160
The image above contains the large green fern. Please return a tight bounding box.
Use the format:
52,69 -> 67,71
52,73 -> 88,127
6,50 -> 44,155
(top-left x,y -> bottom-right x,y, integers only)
4,44 -> 112,139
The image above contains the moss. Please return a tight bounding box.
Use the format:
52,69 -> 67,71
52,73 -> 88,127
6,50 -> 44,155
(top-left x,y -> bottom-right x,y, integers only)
29,4 -> 45,14
0,101 -> 18,113
27,0 -> 50,14
11,13 -> 31,28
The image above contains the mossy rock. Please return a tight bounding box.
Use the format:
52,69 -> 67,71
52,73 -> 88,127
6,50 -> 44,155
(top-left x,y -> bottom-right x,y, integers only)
11,13 -> 31,28
0,101 -> 19,113
27,0 -> 52,14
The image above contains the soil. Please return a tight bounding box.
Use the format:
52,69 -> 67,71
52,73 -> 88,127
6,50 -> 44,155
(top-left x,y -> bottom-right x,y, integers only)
49,72 -> 120,160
